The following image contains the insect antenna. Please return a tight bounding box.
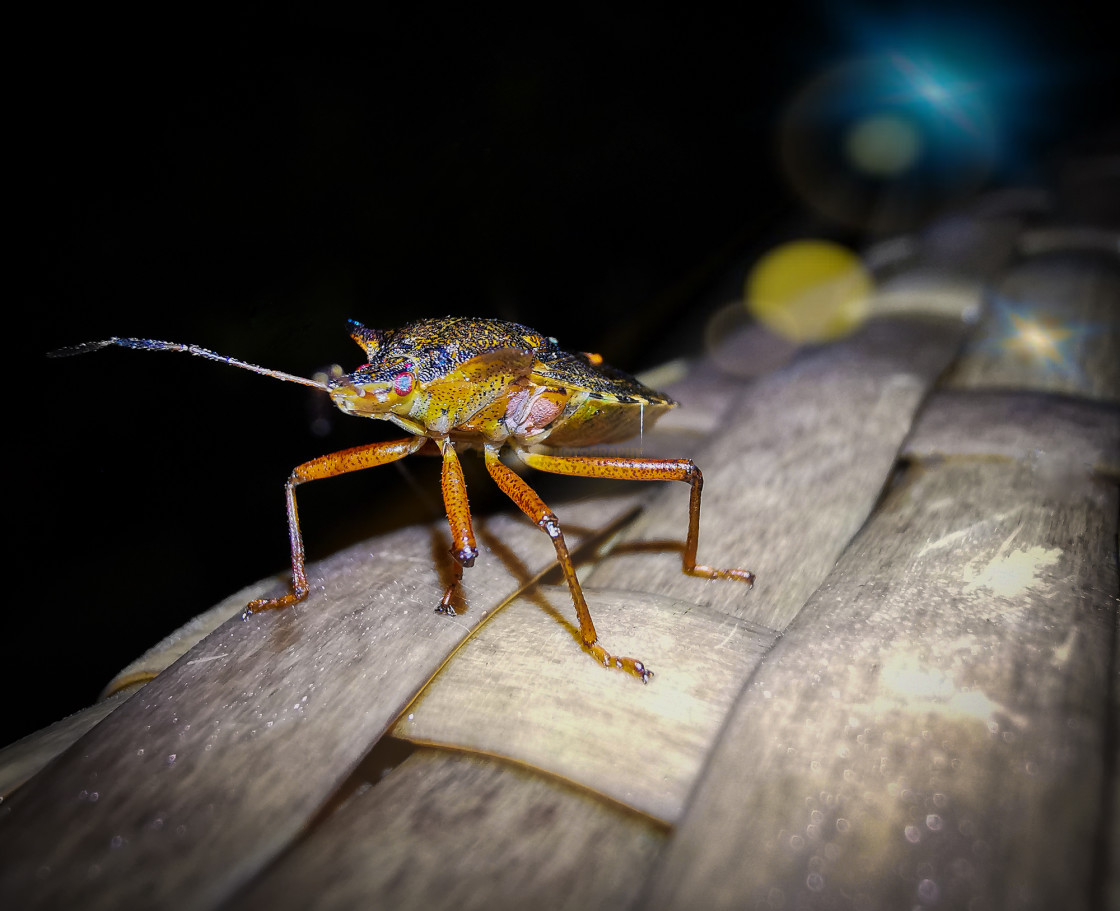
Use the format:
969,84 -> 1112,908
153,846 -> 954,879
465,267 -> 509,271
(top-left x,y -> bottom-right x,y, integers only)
49,337 -> 332,392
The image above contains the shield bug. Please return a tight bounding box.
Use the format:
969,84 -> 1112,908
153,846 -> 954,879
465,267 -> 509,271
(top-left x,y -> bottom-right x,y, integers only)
53,317 -> 754,681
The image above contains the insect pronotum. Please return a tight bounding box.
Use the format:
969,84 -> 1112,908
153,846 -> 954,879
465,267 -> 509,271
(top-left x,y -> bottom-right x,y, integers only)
53,317 -> 754,681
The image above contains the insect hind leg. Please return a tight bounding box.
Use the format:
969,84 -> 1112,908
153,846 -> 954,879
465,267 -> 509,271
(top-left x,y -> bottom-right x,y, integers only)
513,450 -> 755,587
483,445 -> 652,682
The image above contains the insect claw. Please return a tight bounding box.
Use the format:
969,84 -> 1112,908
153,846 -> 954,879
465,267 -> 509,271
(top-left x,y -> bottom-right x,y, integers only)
452,545 -> 478,567
243,589 -> 307,618
588,642 -> 653,682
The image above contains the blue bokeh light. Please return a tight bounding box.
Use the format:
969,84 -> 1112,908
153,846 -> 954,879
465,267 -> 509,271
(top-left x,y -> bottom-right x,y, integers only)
824,6 -> 1099,177
773,7 -> 1090,229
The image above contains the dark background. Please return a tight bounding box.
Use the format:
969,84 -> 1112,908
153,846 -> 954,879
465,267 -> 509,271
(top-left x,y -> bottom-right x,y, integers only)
12,5 -> 1116,747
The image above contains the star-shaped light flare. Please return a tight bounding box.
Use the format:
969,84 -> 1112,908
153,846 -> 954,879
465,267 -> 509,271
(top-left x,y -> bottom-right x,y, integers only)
989,299 -> 1091,382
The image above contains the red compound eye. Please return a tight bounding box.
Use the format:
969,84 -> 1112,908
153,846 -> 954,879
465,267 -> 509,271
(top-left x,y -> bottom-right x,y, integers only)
392,371 -> 414,396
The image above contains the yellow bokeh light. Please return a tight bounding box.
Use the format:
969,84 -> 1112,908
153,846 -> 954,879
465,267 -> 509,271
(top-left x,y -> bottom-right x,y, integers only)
745,240 -> 873,343
844,113 -> 922,177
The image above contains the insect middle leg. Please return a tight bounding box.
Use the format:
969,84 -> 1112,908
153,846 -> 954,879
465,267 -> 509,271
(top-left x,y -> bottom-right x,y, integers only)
434,438 -> 479,614
483,444 -> 652,682
514,450 -> 755,587
246,436 -> 427,615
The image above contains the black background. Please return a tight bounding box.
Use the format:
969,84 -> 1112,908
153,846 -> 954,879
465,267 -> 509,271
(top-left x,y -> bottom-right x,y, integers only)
12,5 -> 1117,747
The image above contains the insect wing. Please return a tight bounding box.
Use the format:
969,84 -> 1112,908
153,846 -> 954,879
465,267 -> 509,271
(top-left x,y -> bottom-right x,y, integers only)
416,346 -> 536,433
531,351 -> 677,448
531,351 -> 669,402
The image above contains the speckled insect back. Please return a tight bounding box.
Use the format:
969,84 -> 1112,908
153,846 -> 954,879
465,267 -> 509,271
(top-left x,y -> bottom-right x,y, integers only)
53,317 -> 754,682
330,317 -> 676,446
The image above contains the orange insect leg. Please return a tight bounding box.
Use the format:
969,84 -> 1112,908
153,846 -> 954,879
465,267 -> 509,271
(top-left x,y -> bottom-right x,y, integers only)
246,436 -> 427,615
483,446 -> 652,682
515,451 -> 755,587
435,439 -> 479,614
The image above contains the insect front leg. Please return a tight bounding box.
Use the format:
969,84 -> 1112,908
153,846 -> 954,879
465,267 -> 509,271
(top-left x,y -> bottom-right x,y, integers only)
513,450 -> 755,587
435,438 -> 479,615
483,445 -> 652,682
245,436 -> 427,616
